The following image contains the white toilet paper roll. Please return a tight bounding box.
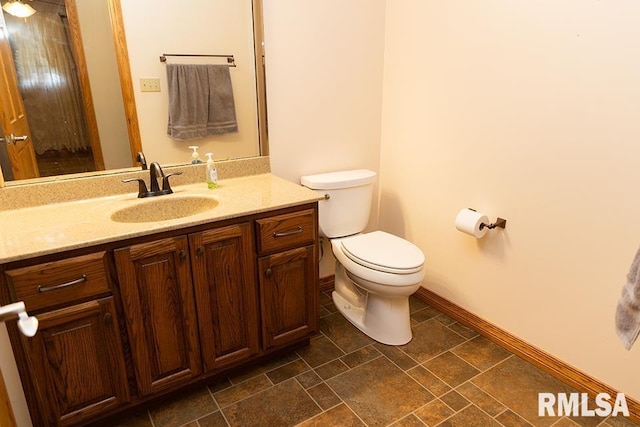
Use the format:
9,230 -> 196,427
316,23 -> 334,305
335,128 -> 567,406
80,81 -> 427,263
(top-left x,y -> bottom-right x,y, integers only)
455,208 -> 489,238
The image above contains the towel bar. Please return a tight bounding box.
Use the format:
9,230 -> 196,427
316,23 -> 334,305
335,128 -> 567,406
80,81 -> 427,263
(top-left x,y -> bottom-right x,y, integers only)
159,53 -> 236,67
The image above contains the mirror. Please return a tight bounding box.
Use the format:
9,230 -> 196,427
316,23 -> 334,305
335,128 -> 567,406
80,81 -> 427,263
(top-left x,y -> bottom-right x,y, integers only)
0,0 -> 266,186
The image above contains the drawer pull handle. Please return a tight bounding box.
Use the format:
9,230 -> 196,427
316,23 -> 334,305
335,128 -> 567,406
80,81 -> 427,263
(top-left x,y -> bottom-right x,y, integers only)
37,275 -> 87,293
273,227 -> 303,238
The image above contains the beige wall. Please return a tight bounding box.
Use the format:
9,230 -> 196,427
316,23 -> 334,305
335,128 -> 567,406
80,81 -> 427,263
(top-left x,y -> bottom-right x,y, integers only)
264,0 -> 640,404
120,0 -> 259,164
379,0 -> 640,400
263,0 -> 387,276
263,0 -> 386,184
76,0 -> 131,170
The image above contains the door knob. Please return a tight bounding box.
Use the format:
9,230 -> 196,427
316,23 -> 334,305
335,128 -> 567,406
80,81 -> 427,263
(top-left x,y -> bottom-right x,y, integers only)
0,134 -> 28,145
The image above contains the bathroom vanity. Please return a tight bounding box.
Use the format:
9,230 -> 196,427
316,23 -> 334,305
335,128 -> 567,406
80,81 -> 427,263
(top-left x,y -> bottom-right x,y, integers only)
0,165 -> 321,426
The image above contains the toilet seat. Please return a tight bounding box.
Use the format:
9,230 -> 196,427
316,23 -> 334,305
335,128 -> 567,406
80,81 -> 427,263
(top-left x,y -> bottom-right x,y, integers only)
340,231 -> 425,274
331,236 -> 425,289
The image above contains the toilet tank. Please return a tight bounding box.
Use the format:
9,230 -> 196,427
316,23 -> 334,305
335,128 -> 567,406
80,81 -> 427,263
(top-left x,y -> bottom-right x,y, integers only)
301,169 -> 376,238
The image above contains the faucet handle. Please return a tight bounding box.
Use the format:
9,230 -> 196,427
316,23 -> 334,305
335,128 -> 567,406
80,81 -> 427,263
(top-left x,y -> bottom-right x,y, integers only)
162,171 -> 183,193
122,178 -> 149,198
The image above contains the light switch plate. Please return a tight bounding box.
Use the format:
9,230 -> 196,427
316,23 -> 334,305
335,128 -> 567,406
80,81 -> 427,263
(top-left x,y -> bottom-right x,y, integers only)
140,78 -> 161,92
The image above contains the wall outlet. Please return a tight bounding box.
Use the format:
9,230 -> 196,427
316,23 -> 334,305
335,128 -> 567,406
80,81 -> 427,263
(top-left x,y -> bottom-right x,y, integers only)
140,78 -> 161,92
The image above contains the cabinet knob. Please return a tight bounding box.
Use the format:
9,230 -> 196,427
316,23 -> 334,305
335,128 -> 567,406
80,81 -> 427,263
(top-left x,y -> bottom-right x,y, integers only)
179,250 -> 187,260
196,247 -> 204,257
265,268 -> 272,278
104,312 -> 113,325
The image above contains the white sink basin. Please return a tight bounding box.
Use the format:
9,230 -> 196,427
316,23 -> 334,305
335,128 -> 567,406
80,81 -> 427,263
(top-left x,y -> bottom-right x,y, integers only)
111,195 -> 219,223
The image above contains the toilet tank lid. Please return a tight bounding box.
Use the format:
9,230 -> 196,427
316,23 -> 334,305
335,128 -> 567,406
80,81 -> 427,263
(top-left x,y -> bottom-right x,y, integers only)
300,169 -> 376,190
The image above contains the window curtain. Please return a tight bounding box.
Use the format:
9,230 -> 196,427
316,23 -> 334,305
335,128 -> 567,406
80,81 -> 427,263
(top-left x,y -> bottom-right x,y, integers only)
5,1 -> 90,154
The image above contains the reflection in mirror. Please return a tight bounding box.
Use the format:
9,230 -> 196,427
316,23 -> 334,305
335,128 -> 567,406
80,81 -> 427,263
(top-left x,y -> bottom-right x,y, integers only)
0,125 -> 13,182
0,0 -> 266,186
0,0 -> 133,181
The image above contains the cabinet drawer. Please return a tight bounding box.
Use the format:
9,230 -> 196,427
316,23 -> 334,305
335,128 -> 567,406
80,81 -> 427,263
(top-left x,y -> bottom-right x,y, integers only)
256,209 -> 316,254
4,252 -> 110,312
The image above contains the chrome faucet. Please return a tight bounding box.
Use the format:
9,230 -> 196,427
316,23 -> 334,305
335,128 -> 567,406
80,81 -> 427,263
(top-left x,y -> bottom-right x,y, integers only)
122,161 -> 182,198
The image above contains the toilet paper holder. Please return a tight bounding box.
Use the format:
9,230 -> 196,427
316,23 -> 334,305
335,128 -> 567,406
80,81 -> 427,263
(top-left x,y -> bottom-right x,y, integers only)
480,217 -> 507,230
468,208 -> 507,230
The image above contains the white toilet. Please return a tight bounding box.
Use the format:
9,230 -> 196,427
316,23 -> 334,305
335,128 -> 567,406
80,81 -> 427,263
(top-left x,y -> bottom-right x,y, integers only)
301,169 -> 425,345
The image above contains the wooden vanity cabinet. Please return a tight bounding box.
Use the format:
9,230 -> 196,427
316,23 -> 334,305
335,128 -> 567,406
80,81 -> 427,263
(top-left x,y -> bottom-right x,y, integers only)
189,223 -> 260,372
23,298 -> 129,426
113,236 -> 202,397
1,203 -> 319,426
256,209 -> 319,350
258,245 -> 318,349
113,222 -> 261,395
2,252 -> 129,427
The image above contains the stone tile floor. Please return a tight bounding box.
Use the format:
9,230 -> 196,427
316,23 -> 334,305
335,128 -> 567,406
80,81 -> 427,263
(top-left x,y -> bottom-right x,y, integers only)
108,293 -> 639,427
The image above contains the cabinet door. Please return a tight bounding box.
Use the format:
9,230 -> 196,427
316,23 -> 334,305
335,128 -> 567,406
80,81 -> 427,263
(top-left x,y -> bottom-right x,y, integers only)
258,245 -> 318,350
114,237 -> 201,396
23,297 -> 129,427
190,223 -> 260,372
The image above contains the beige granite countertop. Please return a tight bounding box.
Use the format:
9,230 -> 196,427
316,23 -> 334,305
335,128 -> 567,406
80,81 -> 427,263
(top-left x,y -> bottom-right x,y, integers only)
0,173 -> 322,263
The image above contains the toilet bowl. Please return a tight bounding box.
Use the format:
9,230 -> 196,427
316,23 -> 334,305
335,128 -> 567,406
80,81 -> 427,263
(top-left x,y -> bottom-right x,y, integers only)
300,169 -> 425,345
330,231 -> 424,345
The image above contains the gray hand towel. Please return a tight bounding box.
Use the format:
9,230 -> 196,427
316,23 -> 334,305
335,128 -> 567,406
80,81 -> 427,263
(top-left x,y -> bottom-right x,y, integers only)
615,246 -> 640,349
166,64 -> 238,141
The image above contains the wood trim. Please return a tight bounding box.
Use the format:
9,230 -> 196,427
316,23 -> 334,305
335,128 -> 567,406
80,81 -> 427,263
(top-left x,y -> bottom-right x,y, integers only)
319,276 -> 334,293
413,287 -> 640,424
0,368 -> 17,427
252,0 -> 268,156
65,0 -> 105,171
107,0 -> 143,163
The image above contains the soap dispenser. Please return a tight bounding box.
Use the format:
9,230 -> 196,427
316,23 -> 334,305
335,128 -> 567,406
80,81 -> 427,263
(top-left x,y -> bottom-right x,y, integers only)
189,146 -> 201,164
205,153 -> 218,189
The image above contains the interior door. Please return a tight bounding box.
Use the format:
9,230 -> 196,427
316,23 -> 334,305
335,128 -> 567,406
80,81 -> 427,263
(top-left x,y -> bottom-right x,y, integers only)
0,13 -> 39,180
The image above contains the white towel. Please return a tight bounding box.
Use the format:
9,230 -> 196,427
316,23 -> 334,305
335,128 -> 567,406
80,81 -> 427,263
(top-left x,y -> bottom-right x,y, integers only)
615,246 -> 640,349
166,64 -> 238,141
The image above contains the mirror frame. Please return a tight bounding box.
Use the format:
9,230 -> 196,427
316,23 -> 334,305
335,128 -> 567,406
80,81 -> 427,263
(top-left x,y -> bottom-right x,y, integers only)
0,0 -> 267,188
108,0 -> 143,163
252,0 -> 268,157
